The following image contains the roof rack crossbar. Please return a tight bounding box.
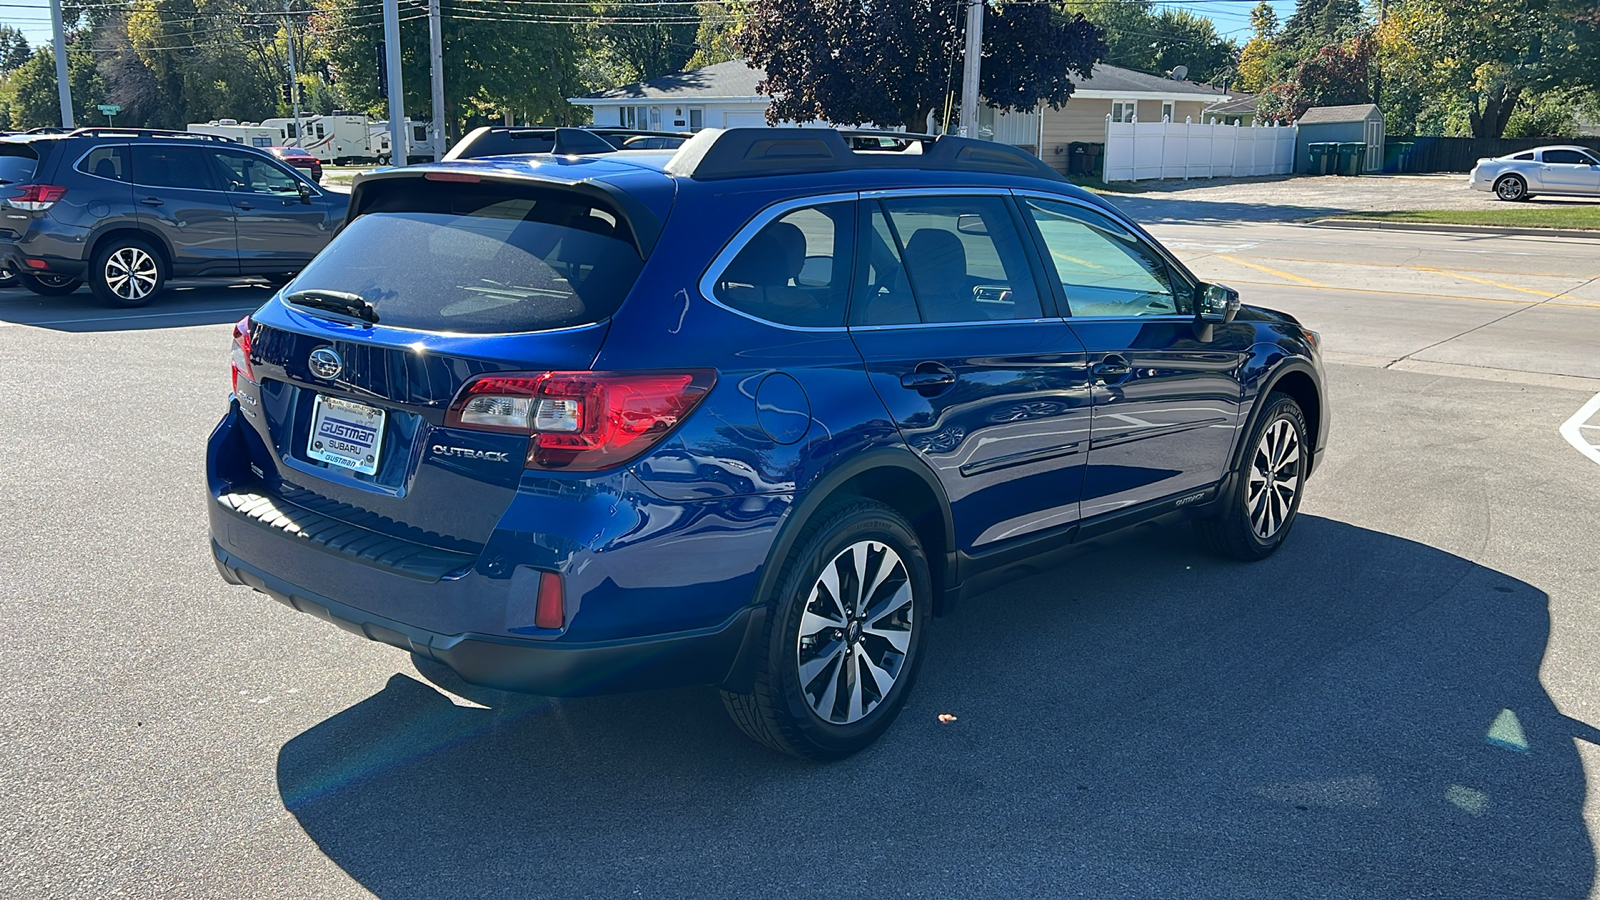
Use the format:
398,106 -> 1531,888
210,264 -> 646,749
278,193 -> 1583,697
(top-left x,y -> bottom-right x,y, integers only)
664,128 -> 1062,182
68,128 -> 241,143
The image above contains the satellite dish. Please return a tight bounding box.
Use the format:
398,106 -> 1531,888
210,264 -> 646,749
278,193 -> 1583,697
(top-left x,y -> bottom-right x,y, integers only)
1170,65 -> 1189,81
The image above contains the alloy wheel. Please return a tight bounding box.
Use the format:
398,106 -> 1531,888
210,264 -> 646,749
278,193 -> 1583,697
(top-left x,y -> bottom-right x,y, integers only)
105,247 -> 159,302
1496,178 -> 1525,201
1247,418 -> 1302,540
795,540 -> 915,725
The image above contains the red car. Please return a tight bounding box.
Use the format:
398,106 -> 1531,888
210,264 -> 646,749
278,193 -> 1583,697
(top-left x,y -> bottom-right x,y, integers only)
267,146 -> 322,181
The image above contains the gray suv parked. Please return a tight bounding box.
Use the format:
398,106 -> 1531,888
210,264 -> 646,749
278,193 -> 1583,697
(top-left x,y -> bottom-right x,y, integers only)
0,129 -> 349,307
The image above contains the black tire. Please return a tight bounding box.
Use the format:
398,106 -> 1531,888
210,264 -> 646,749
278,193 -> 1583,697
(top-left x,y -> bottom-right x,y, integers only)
0,264 -> 19,289
1196,392 -> 1309,561
721,498 -> 932,760
1494,174 -> 1529,202
20,272 -> 82,296
88,237 -> 166,308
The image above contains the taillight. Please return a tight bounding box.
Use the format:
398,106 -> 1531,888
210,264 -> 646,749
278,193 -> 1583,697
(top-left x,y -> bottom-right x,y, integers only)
5,184 -> 67,211
446,370 -> 716,471
230,316 -> 256,393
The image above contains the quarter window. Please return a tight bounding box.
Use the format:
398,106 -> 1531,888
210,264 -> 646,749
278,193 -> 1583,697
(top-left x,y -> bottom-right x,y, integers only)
852,196 -> 1044,326
1024,198 -> 1186,317
713,202 -> 853,328
78,145 -> 130,182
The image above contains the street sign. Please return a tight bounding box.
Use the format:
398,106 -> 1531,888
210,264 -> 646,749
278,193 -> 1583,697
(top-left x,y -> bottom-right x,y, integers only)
97,104 -> 121,115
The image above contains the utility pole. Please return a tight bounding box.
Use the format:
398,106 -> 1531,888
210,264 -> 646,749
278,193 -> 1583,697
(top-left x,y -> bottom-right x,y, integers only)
428,0 -> 446,160
48,0 -> 73,128
284,0 -> 303,147
382,0 -> 405,165
958,0 -> 984,138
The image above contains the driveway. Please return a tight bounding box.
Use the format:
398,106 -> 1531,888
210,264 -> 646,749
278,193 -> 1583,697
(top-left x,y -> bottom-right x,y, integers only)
1100,173 -> 1600,224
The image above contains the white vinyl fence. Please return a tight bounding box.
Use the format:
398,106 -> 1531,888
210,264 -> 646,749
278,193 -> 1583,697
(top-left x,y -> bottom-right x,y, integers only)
1102,117 -> 1298,182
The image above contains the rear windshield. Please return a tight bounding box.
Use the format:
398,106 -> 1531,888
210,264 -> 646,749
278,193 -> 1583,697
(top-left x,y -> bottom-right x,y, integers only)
0,145 -> 39,185
288,183 -> 644,334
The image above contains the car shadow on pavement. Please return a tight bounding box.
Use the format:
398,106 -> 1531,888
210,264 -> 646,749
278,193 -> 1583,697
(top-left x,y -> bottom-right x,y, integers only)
1100,196 -> 1342,225
0,283 -> 271,332
277,515 -> 1596,899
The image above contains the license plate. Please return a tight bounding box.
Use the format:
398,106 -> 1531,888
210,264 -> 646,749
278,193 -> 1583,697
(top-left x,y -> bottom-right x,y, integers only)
307,395 -> 386,475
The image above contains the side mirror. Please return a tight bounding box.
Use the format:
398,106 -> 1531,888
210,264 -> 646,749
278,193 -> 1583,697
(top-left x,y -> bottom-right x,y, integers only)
298,181 -> 313,204
1199,282 -> 1240,324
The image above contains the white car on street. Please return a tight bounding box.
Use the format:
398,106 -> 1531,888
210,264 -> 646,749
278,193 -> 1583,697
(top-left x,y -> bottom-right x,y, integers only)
1469,145 -> 1600,201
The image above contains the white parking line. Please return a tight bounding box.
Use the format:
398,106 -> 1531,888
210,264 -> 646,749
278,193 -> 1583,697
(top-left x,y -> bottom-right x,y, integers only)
0,307 -> 257,328
1560,393 -> 1600,467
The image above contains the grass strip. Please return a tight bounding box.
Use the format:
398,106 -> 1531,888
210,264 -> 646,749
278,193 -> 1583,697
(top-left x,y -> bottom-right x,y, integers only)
1333,207 -> 1600,230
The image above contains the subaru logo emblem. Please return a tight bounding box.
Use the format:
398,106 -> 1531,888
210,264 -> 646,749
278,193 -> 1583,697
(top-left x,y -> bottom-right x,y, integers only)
308,347 -> 343,380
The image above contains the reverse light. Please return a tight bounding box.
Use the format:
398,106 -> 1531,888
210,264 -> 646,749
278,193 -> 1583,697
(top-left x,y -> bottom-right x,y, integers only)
446,370 -> 717,471
5,184 -> 67,211
230,316 -> 256,393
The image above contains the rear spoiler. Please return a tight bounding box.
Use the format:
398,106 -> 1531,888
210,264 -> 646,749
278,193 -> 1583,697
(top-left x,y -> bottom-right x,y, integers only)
443,126 -> 616,161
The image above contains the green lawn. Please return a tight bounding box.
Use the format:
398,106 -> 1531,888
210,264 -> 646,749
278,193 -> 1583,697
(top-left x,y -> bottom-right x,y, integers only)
1333,206 -> 1600,230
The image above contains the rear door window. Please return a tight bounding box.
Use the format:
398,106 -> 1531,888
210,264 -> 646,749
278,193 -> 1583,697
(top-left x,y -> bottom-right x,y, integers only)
713,202 -> 853,327
287,182 -> 644,334
131,145 -> 218,191
851,196 -> 1044,325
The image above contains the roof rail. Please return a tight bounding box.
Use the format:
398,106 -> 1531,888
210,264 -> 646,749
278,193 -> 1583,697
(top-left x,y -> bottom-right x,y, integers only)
67,128 -> 241,143
665,128 -> 1062,182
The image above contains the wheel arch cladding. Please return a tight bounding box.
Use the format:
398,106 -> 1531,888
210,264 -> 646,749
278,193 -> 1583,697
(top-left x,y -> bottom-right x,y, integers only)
90,226 -> 171,268
1269,369 -> 1321,470
756,451 -> 956,616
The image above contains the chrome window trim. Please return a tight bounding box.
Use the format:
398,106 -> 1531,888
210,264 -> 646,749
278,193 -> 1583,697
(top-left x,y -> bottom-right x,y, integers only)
696,191 -> 859,333
851,317 -> 1061,332
1010,188 -> 1200,319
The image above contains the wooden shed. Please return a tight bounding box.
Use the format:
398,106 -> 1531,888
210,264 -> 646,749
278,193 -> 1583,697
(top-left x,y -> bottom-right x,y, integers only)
1295,104 -> 1385,173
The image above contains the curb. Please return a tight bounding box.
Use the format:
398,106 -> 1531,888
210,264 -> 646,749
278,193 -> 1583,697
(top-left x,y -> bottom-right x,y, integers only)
1307,218 -> 1600,240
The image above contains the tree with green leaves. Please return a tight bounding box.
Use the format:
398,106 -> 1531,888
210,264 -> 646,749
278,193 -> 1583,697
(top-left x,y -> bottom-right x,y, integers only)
5,44 -> 105,130
313,0 -> 585,134
740,0 -> 1106,131
1379,0 -> 1600,138
0,25 -> 31,74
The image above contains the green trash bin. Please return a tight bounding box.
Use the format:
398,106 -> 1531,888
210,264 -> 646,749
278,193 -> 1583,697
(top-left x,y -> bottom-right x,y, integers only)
1306,142 -> 1335,175
1337,142 -> 1366,176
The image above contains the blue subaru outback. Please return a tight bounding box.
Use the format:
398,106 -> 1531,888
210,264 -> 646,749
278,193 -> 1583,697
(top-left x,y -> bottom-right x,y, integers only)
207,128 -> 1326,759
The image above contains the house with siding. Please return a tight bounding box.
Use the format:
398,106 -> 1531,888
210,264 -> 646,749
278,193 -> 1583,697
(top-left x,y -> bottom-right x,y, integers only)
571,59 -> 1228,176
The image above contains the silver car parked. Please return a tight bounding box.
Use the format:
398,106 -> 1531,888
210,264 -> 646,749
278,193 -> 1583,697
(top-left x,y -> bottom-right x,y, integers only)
1469,145 -> 1600,201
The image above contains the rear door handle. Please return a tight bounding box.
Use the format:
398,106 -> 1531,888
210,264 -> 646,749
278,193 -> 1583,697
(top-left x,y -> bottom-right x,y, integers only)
900,364 -> 956,392
140,197 -> 164,206
236,201 -> 255,211
1093,357 -> 1132,382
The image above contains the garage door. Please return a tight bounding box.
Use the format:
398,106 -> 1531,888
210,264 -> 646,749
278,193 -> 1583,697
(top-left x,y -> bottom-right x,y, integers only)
723,112 -> 767,128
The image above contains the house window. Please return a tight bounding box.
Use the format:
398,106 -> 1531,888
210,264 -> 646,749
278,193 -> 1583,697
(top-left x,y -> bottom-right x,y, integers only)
1112,101 -> 1136,123
621,106 -> 651,128
1162,101 -> 1175,122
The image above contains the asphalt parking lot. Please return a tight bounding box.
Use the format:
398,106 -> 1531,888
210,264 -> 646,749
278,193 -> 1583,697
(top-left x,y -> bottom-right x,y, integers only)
2,221 -> 1599,898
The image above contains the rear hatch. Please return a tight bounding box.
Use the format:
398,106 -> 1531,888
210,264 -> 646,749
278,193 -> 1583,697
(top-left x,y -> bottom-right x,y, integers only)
0,141 -> 44,240
240,162 -> 674,551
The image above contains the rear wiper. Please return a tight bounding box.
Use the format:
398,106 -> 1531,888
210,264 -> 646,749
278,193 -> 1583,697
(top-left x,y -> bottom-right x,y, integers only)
285,289 -> 380,325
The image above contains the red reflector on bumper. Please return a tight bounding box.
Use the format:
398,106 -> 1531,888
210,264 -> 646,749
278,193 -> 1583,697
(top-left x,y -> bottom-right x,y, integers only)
24,258 -> 48,269
535,572 -> 565,630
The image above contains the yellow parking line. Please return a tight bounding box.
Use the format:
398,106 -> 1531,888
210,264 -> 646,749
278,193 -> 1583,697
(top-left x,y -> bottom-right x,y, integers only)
1412,266 -> 1562,298
1215,254 -> 1328,288
1220,278 -> 1600,310
1229,255 -> 1599,281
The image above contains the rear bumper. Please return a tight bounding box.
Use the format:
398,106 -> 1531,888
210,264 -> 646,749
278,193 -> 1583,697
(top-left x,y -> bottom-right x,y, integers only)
213,539 -> 757,696
0,239 -> 87,278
